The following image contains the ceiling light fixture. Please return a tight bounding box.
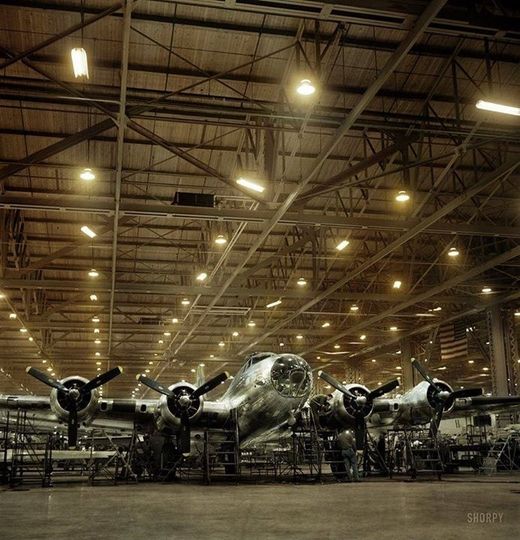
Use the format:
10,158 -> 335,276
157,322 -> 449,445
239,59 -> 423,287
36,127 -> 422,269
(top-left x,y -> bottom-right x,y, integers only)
392,280 -> 402,289
19,328 -> 27,333
181,298 -> 190,306
94,328 -> 100,334
88,269 -> 99,278
476,99 -> 520,116
350,305 -> 359,312
395,190 -> 410,202
71,47 -> 89,78
279,342 -> 285,347
214,234 -> 227,245
481,286 -> 492,294
218,341 -> 225,347
390,326 -> 398,332
92,317 -> 100,323
9,313 -> 16,319
296,335 -> 303,340
94,339 -> 101,344
335,240 -> 350,251
196,272 -> 208,282
297,277 -> 307,286
79,167 -> 96,181
90,294 -> 98,301
360,334 -> 366,341
448,247 -> 459,257
164,331 -> 171,337
95,352 -> 100,357
81,225 -> 97,238
296,78 -> 316,96
236,176 -> 265,193
232,331 -> 239,337
172,318 -> 179,324
247,321 -> 256,327
266,299 -> 282,309
321,322 -> 330,328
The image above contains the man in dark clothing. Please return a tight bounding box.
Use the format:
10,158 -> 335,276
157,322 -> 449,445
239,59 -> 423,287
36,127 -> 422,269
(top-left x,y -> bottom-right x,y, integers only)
337,429 -> 360,482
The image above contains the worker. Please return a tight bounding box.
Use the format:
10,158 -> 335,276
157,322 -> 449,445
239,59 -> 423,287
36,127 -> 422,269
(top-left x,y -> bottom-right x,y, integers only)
337,429 -> 361,482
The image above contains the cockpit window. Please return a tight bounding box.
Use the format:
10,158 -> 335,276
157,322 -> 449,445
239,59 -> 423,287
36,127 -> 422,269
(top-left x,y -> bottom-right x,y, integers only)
244,352 -> 275,368
270,354 -> 311,398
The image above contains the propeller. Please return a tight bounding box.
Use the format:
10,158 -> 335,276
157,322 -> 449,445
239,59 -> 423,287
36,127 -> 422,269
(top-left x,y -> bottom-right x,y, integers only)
411,359 -> 483,433
138,371 -> 229,454
26,366 -> 123,447
318,370 -> 399,447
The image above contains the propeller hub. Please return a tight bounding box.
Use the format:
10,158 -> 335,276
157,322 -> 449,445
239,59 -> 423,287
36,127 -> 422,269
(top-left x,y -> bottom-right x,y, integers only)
68,387 -> 81,401
178,394 -> 192,408
437,390 -> 451,401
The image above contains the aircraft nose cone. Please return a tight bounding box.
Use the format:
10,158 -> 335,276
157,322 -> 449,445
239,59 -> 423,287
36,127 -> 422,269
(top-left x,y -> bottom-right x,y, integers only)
438,390 -> 451,401
355,396 -> 367,406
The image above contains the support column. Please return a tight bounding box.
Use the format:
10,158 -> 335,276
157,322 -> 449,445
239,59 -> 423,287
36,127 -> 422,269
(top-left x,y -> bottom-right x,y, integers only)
400,338 -> 416,392
487,307 -> 519,396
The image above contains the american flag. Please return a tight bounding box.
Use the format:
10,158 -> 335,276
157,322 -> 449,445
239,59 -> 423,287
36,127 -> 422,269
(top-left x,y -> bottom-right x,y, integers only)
439,320 -> 468,361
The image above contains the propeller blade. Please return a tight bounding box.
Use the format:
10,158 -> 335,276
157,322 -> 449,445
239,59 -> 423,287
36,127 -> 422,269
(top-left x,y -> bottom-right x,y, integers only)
369,379 -> 400,400
411,359 -> 441,392
451,387 -> 483,399
26,366 -> 68,393
179,410 -> 191,455
192,372 -> 229,399
445,387 -> 483,409
81,366 -> 123,395
137,374 -> 174,398
354,415 -> 366,449
318,370 -> 354,398
67,404 -> 78,447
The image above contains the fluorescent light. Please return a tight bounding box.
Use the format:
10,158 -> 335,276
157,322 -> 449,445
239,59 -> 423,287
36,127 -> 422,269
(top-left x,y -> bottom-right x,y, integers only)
164,331 -> 171,336
94,339 -> 101,344
296,335 -> 303,340
296,79 -> 316,96
81,225 -> 97,238
392,280 -> 402,289
96,361 -> 101,365
89,294 -> 98,301
19,328 -> 27,333
476,99 -> 520,116
481,286 -> 492,294
266,299 -> 282,308
181,298 -> 190,305
448,247 -> 459,257
297,277 -> 307,286
335,240 -> 350,251
71,47 -> 89,78
321,322 -> 330,328
214,234 -> 227,245
389,326 -> 398,332
88,269 -> 99,278
395,190 -> 410,202
236,177 -> 265,193
196,272 -> 208,282
79,167 -> 95,181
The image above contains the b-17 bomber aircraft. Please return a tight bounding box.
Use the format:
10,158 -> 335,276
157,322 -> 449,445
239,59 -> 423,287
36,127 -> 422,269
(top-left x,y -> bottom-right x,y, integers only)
312,359 -> 520,442
0,352 -> 313,456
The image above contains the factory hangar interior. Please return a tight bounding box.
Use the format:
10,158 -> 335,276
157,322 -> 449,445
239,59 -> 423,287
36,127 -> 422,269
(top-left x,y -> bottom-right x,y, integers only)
0,1 -> 519,539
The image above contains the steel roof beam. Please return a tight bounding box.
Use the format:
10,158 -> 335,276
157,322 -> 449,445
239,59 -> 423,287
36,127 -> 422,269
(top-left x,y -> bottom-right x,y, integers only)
1,196 -> 518,238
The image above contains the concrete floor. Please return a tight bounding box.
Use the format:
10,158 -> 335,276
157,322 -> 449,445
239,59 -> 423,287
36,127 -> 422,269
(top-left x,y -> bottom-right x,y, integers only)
1,477 -> 519,540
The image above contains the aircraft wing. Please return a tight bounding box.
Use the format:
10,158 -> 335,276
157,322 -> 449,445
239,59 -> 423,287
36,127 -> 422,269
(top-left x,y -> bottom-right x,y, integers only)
450,395 -> 520,416
0,394 -> 51,409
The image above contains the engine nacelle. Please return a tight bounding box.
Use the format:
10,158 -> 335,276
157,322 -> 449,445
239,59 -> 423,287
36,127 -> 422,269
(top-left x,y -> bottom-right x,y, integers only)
156,381 -> 203,431
397,379 -> 454,425
49,375 -> 99,424
331,383 -> 374,425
